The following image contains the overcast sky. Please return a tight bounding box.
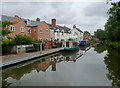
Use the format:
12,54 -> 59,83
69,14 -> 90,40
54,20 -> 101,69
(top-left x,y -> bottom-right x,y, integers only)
2,1 -> 111,34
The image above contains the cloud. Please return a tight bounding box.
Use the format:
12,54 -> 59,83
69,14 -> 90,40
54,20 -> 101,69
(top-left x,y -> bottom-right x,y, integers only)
84,2 -> 110,18
2,2 -> 110,34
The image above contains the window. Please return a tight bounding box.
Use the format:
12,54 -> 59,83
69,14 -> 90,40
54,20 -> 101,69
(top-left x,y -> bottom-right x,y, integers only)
40,29 -> 42,33
46,38 -> 48,41
46,29 -> 48,34
34,29 -> 36,32
46,59 -> 49,64
62,32 -> 64,35
40,38 -> 42,41
27,29 -> 31,34
10,26 -> 15,32
21,27 -> 24,32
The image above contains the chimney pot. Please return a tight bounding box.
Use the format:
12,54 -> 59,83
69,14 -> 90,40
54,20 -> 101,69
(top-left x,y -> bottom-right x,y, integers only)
73,25 -> 76,28
52,19 -> 56,28
36,18 -> 40,21
15,15 -> 19,17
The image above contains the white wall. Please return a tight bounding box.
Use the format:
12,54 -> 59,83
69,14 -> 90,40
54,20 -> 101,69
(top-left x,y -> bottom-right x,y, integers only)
70,28 -> 83,42
50,29 -> 55,41
55,32 -> 70,41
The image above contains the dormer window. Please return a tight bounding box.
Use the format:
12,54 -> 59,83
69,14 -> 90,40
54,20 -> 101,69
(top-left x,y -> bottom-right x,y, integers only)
27,19 -> 31,25
27,29 -> 31,34
56,29 -> 59,32
10,26 -> 15,32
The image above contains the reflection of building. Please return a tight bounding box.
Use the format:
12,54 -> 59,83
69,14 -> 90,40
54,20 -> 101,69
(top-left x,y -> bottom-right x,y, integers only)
52,62 -> 56,71
36,57 -> 51,72
2,50 -> 83,82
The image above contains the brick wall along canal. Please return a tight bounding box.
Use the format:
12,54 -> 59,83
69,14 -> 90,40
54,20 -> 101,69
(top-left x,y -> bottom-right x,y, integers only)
2,43 -> 120,87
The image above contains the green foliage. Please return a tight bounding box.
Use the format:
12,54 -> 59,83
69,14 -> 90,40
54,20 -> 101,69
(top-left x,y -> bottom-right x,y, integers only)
32,39 -> 42,43
68,38 -> 74,41
104,1 -> 120,41
1,20 -> 17,37
94,1 -> 120,42
2,39 -> 12,46
107,41 -> 120,49
1,20 -> 17,29
94,29 -> 107,40
13,34 -> 33,45
2,29 -> 12,36
94,43 -> 107,53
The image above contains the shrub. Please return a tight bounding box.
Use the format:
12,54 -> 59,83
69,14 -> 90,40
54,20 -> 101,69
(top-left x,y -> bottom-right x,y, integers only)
13,34 -> 33,45
32,39 -> 42,43
2,39 -> 12,46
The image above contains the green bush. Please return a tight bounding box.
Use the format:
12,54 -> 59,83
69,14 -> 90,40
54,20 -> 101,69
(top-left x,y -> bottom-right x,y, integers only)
2,39 -> 12,46
13,34 -> 33,45
107,41 -> 119,49
32,39 -> 42,43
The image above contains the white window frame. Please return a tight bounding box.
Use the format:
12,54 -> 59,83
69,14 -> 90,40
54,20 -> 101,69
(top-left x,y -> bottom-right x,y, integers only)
40,29 -> 42,33
46,29 -> 48,34
10,26 -> 15,32
46,38 -> 48,41
21,27 -> 24,33
34,29 -> 37,32
27,29 -> 31,34
40,38 -> 42,41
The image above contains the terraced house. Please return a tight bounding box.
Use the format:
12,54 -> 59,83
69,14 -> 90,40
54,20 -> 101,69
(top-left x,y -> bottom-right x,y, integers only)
1,15 -> 51,41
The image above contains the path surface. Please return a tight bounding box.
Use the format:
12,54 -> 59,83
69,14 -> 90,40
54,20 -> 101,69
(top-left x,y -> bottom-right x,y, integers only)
0,48 -> 62,65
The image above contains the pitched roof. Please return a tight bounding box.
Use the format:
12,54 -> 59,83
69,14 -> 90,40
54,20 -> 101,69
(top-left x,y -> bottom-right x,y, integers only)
76,28 -> 83,33
47,23 -> 55,29
1,15 -> 43,27
55,25 -> 71,33
1,15 -> 14,21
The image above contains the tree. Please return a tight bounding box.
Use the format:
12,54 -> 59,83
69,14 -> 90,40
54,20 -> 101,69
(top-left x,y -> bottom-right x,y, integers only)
104,1 -> 120,41
94,29 -> 107,40
0,20 -> 17,36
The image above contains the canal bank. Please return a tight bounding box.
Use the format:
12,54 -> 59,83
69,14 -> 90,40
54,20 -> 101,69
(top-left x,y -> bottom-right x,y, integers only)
1,48 -> 63,68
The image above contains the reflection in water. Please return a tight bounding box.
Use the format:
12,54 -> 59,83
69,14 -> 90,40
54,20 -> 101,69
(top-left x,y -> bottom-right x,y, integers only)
94,43 -> 120,87
2,43 -> 119,87
2,49 -> 83,86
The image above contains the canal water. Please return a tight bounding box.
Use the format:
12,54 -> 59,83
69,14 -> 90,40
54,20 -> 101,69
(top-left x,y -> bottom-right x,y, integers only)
2,43 -> 120,87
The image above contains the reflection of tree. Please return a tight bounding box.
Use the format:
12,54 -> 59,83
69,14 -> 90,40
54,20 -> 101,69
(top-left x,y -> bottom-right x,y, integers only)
94,42 -> 107,53
2,50 -> 83,87
104,47 -> 120,87
2,80 -> 12,87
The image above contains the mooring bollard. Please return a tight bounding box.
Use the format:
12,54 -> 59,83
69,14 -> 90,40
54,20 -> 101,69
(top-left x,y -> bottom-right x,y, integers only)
40,43 -> 42,54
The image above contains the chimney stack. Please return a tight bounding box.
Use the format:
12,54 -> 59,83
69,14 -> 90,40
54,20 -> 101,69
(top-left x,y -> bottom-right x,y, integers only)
15,15 -> 19,17
52,19 -> 56,28
36,18 -> 40,21
73,25 -> 76,28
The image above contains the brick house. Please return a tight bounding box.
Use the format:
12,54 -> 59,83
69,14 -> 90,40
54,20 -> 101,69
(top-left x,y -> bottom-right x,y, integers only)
1,15 -> 50,41
83,31 -> 91,40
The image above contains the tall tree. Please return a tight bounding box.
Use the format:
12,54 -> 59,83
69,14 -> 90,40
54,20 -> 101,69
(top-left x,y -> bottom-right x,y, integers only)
104,1 -> 120,41
94,29 -> 107,40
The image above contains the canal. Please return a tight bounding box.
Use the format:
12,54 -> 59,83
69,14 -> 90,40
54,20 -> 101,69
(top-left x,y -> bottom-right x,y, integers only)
2,43 -> 120,87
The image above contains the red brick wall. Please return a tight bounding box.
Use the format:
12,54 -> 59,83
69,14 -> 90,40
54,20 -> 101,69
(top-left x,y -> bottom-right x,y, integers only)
30,26 -> 38,40
3,16 -> 50,41
83,33 -> 91,40
37,22 -> 50,41
8,16 -> 28,38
